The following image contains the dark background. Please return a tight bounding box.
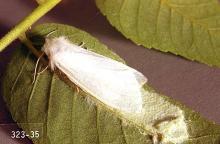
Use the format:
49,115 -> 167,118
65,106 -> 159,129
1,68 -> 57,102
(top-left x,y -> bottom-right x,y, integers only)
0,0 -> 220,143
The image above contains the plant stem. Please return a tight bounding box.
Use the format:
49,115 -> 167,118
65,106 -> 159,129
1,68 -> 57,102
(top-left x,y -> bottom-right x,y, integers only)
0,0 -> 61,52
36,0 -> 47,5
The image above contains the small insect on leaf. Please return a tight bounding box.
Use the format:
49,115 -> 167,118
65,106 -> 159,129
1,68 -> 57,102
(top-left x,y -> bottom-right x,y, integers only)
42,36 -> 148,113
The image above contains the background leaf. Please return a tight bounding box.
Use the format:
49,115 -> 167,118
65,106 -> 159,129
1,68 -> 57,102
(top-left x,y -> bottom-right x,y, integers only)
96,0 -> 220,67
2,23 -> 220,144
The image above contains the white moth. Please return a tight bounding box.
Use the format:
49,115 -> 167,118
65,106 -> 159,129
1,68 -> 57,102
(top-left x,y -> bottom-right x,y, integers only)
43,37 -> 147,113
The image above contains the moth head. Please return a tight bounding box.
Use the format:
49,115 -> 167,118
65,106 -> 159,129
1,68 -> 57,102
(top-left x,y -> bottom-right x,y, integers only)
43,37 -> 64,56
42,36 -> 69,70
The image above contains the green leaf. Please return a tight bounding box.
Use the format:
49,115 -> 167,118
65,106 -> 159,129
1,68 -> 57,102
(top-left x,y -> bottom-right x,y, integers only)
2,23 -> 220,144
96,0 -> 220,67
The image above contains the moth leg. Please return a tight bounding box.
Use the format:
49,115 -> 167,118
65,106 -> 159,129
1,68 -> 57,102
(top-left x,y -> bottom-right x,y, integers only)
153,116 -> 177,129
152,133 -> 162,144
38,65 -> 49,74
150,133 -> 163,144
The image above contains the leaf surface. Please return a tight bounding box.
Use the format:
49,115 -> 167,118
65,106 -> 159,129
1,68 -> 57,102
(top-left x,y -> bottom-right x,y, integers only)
2,23 -> 220,144
96,0 -> 220,67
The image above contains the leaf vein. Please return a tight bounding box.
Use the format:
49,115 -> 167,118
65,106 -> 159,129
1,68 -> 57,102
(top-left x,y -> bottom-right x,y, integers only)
46,73 -> 55,139
10,52 -> 31,93
188,134 -> 220,140
164,1 -> 220,32
119,0 -> 126,34
120,120 -> 128,144
136,0 -> 141,42
169,1 -> 216,8
96,106 -> 100,144
208,30 -> 219,63
155,0 -> 162,42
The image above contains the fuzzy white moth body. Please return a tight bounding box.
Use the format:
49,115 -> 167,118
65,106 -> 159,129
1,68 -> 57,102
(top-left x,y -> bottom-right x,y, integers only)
43,37 -> 147,113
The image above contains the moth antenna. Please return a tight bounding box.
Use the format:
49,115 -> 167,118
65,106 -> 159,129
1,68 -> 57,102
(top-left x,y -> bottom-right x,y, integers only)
46,29 -> 57,37
32,52 -> 45,84
37,65 -> 49,74
79,42 -> 85,47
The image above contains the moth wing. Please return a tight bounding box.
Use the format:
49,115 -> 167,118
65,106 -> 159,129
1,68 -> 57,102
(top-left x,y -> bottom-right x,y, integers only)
46,38 -> 147,113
